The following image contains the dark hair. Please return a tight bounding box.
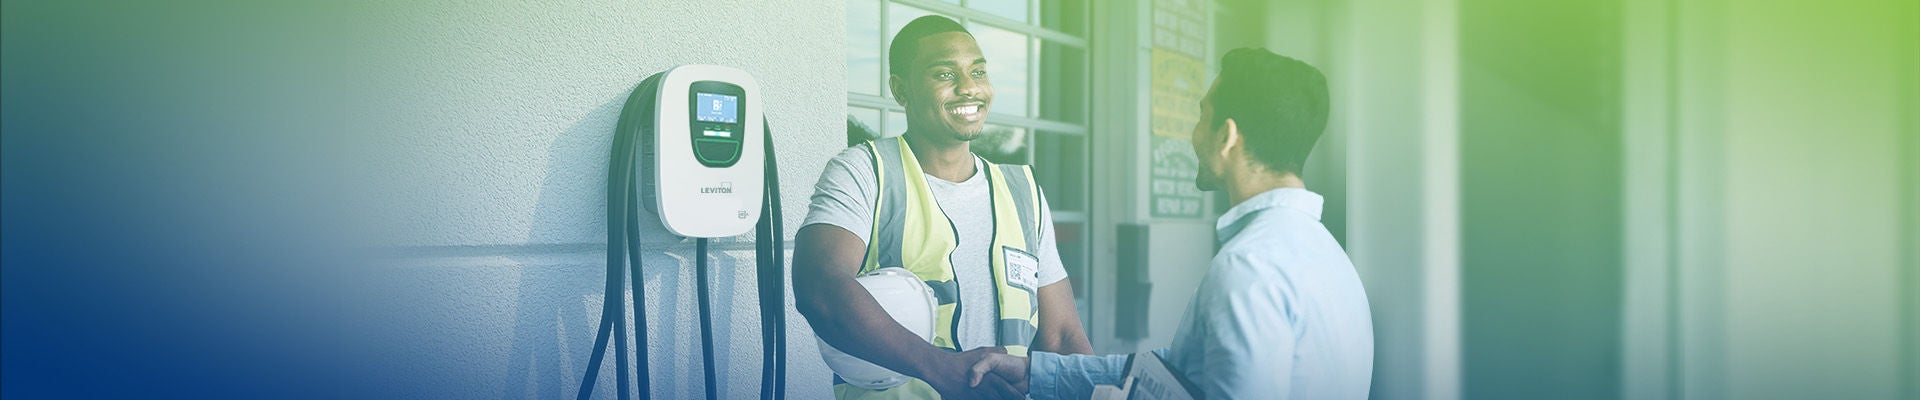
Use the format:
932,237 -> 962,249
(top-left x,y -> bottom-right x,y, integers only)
888,15 -> 971,77
1208,47 -> 1329,175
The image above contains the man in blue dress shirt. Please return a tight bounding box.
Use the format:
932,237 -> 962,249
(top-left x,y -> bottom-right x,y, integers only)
967,47 -> 1374,399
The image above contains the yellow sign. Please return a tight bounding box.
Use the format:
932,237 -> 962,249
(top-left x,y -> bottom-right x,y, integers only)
1149,48 -> 1206,140
1148,0 -> 1209,218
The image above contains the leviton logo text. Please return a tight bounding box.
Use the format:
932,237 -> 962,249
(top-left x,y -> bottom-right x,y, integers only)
700,182 -> 734,194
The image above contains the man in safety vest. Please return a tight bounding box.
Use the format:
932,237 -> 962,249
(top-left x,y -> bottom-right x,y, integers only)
795,15 -> 1093,400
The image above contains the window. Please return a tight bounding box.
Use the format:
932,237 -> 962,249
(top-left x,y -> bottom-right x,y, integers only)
846,0 -> 1092,311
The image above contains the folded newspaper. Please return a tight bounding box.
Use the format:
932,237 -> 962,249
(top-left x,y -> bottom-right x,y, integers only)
1088,351 -> 1200,400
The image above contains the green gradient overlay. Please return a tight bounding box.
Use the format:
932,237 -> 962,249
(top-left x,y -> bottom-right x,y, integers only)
3,0 -> 1913,398
1460,0 -> 1623,399
1450,0 -> 1916,398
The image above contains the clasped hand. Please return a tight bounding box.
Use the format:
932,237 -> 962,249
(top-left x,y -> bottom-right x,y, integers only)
922,347 -> 1031,400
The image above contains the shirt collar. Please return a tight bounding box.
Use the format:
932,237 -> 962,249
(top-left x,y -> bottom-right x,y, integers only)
1215,188 -> 1323,243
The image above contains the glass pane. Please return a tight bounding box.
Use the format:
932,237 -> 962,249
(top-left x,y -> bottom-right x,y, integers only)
885,3 -> 941,97
1033,132 -> 1085,211
848,107 -> 884,146
1038,0 -> 1087,37
969,23 -> 1030,117
885,110 -> 907,138
968,0 -> 1028,23
886,2 -> 939,39
971,124 -> 1029,165
1053,221 -> 1087,303
1037,40 -> 1087,125
848,0 -> 883,95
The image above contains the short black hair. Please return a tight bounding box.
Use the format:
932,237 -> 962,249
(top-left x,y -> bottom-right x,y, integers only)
888,15 -> 971,77
1208,47 -> 1329,175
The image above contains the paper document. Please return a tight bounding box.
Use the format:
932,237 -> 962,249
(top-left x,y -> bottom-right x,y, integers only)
1089,351 -> 1200,400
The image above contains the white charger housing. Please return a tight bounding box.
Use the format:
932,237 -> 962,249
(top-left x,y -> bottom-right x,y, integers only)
632,64 -> 764,238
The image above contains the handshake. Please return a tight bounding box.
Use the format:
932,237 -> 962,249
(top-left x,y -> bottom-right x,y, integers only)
921,347 -> 1035,400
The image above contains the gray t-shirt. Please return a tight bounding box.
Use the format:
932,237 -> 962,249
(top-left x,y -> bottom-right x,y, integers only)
803,146 -> 1067,350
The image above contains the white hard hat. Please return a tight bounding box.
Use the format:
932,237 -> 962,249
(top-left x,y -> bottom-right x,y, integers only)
817,267 -> 939,390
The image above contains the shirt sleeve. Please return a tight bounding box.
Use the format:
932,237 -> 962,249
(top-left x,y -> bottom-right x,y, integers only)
800,147 -> 878,245
1028,350 -> 1130,400
1190,254 -> 1297,399
1034,191 -> 1069,287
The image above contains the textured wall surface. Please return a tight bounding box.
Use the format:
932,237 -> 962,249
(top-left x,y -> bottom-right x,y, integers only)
356,1 -> 845,398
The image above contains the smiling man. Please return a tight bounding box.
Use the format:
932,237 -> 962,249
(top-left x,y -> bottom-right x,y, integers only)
794,15 -> 1092,400
967,48 -> 1374,400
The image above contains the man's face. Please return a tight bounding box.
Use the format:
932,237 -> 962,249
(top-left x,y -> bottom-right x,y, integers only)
893,31 -> 993,142
1190,80 -> 1226,192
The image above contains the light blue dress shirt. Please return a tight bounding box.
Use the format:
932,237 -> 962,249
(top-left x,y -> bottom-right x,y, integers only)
1028,188 -> 1374,399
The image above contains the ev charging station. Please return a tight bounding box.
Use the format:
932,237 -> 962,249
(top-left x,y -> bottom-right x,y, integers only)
579,64 -> 788,400
638,65 -> 764,238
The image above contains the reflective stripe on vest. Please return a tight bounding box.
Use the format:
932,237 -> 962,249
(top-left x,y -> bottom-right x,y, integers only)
835,136 -> 1045,400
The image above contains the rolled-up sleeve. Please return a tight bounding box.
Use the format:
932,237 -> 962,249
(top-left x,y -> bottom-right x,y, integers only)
800,148 -> 877,243
1028,351 -> 1130,400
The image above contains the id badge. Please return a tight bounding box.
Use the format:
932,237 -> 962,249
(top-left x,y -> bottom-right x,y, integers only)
1001,246 -> 1040,291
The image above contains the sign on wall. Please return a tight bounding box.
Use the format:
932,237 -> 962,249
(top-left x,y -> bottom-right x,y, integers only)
1148,0 -> 1209,218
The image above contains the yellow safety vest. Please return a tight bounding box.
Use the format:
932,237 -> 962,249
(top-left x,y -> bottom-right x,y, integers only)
833,136 -> 1046,400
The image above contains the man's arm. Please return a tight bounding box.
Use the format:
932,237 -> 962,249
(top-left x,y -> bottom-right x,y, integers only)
970,350 -> 1129,400
1032,281 -> 1092,355
968,281 -> 1123,400
1029,193 -> 1093,356
791,224 -> 1021,400
1189,256 -> 1295,399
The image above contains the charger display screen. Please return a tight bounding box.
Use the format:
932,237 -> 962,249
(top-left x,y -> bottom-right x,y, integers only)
694,92 -> 738,124
687,80 -> 745,168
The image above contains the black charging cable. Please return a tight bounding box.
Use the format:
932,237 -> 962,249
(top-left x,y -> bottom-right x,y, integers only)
624,159 -> 650,399
695,237 -> 718,398
699,122 -> 788,400
578,75 -> 656,400
577,102 -> 786,399
753,121 -> 787,400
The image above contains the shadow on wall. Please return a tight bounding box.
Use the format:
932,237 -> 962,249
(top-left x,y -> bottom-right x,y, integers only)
501,95 -> 628,399
498,94 -> 761,399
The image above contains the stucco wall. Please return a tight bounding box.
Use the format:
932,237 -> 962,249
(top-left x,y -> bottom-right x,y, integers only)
359,1 -> 845,398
